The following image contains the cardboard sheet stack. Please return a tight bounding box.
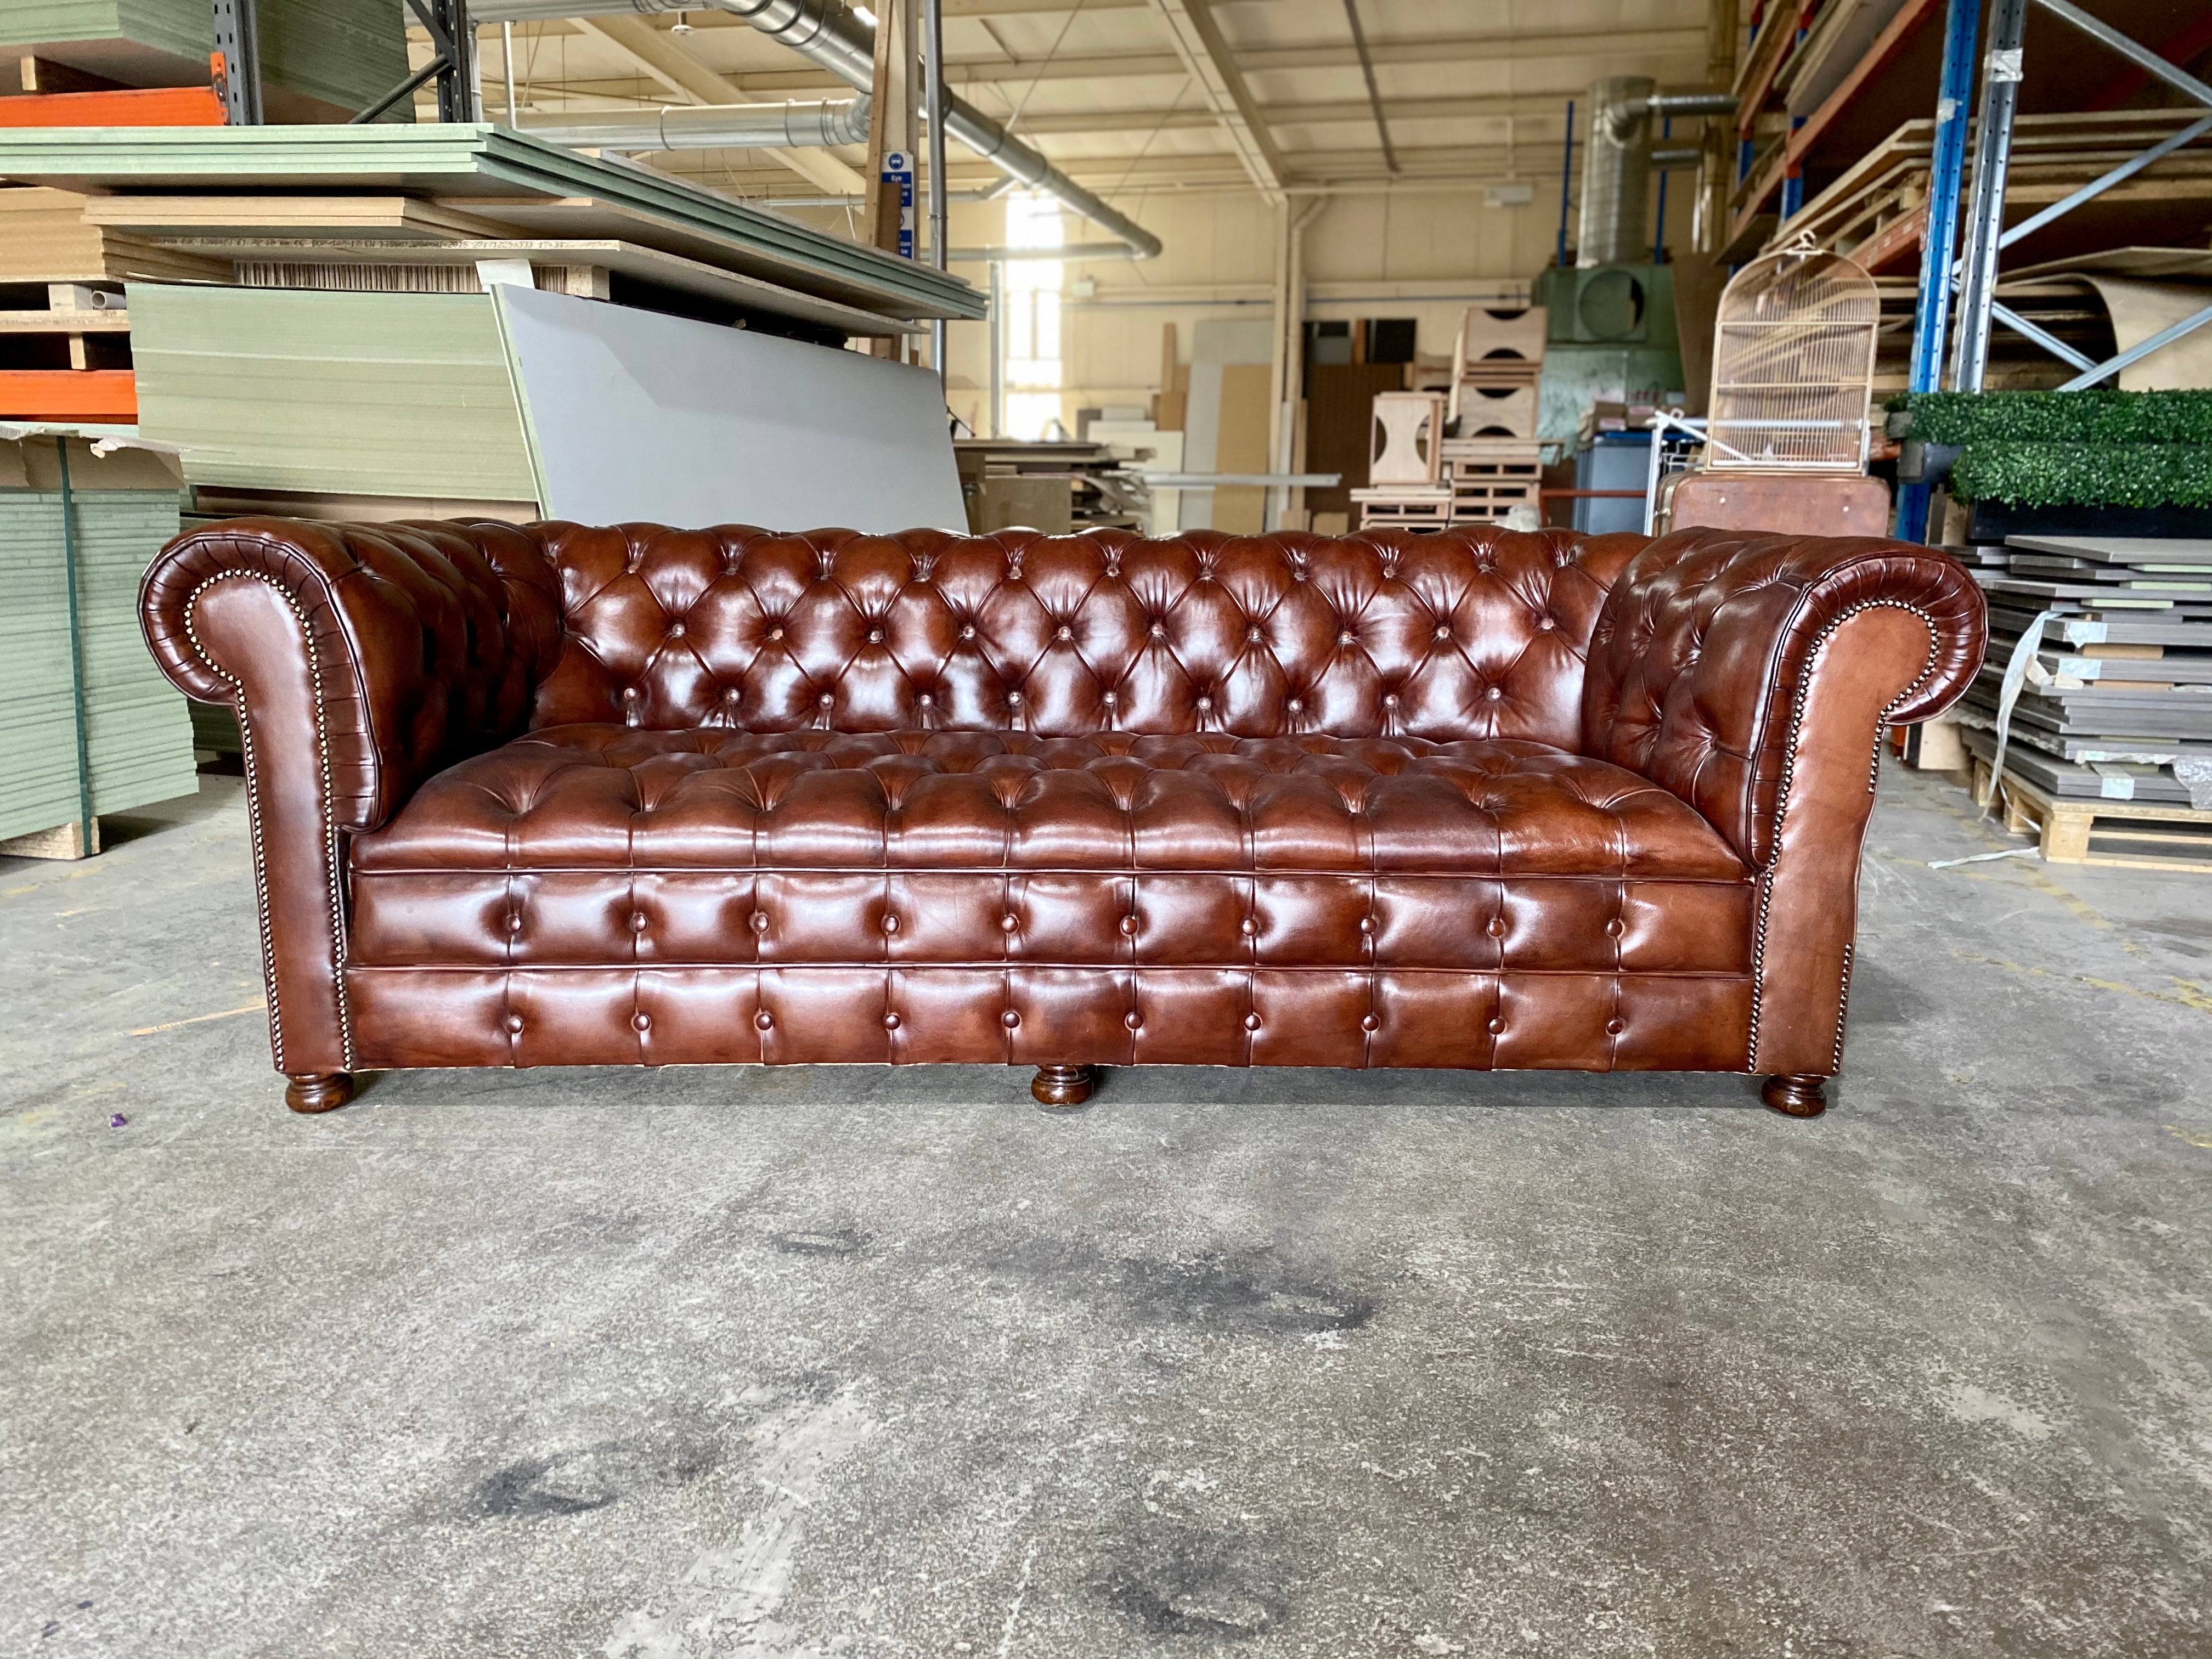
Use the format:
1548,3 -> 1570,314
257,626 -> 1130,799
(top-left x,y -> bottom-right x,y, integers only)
0,429 -> 198,857
1962,533 -> 2212,866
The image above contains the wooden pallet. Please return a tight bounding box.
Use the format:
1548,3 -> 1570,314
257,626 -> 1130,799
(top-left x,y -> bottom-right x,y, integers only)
1973,758 -> 2212,872
1353,488 -> 1454,533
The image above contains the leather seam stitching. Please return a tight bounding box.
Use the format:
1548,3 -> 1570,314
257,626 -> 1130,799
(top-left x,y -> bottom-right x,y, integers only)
1748,598 -> 1937,1075
182,569 -> 357,1075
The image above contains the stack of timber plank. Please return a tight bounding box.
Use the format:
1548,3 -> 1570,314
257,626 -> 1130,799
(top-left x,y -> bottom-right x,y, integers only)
1767,110 -> 2212,276
0,427 -> 196,857
1963,533 -> 2212,870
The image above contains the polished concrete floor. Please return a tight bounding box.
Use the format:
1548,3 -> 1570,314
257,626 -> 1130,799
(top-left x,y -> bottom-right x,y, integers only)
4,764 -> 2209,1659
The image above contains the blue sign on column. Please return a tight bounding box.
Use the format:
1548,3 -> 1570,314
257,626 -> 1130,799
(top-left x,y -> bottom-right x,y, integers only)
883,150 -> 916,259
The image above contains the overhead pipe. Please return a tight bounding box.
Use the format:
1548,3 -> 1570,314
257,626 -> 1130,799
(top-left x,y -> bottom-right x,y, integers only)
473,0 -> 1163,258
516,96 -> 872,150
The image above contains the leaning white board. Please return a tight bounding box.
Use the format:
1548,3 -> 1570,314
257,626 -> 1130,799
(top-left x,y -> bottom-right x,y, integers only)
491,283 -> 965,531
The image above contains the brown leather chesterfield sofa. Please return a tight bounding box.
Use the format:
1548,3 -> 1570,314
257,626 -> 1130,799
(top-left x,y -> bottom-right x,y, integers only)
140,520 -> 1983,1119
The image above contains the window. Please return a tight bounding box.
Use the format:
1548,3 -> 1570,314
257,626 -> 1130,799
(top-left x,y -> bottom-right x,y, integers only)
1002,191 -> 1064,441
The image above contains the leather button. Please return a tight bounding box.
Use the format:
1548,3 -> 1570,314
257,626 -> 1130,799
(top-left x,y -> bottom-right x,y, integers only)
1239,917 -> 1257,936
1001,1009 -> 1020,1029
1361,1013 -> 1380,1032
1056,625 -> 1072,641
1002,913 -> 1020,932
919,692 -> 934,706
1383,693 -> 1398,708
1487,1017 -> 1506,1035
881,913 -> 899,934
633,1012 -> 651,1031
1103,691 -> 1117,705
1008,692 -> 1023,705
1338,631 -> 1355,646
1487,917 -> 1506,938
960,624 -> 975,640
1606,1018 -> 1626,1036
1243,1013 -> 1262,1031
1196,696 -> 1212,712
751,911 -> 770,933
819,692 -> 833,706
505,1014 -> 523,1034
868,628 -> 883,644
755,1011 -> 774,1031
724,688 -> 740,702
1487,686 -> 1504,701
1288,698 -> 1302,713
1124,1011 -> 1142,1031
1435,625 -> 1451,640
1149,623 -> 1165,639
667,622 -> 685,639
1605,918 -> 1624,937
768,626 -> 785,641
1358,916 -> 1374,933
1119,914 -> 1138,935
622,685 -> 640,699
630,912 -> 648,932
1247,626 -> 1263,643
1537,617 -> 1555,631
507,914 -> 523,933
884,1012 -> 900,1030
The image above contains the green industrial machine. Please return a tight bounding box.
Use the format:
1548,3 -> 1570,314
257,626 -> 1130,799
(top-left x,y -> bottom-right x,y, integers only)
1531,262 -> 1687,444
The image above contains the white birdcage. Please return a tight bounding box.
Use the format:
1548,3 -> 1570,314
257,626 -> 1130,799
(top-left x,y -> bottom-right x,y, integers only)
1706,239 -> 1879,473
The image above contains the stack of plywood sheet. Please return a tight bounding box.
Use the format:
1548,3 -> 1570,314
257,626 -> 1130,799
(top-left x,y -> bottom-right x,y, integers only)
0,427 -> 196,858
1449,304 -> 1545,438
0,0 -> 411,123
1963,533 -> 2212,869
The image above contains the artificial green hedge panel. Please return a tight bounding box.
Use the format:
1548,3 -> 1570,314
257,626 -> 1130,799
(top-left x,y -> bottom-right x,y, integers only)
1948,442 -> 2212,507
1887,389 -> 2212,446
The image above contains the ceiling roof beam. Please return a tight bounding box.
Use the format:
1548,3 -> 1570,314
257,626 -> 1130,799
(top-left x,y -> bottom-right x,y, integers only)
1147,0 -> 1285,193
568,14 -> 866,195
610,26 -> 1703,97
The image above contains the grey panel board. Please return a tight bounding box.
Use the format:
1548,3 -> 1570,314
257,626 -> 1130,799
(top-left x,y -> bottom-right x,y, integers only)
493,284 -> 966,535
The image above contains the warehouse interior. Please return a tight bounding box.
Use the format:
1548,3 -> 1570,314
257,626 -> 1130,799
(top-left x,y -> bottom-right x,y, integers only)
4,1 -> 2211,1654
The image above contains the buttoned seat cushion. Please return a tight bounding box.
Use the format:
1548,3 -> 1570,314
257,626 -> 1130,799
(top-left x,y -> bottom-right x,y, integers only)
348,726 -> 1751,977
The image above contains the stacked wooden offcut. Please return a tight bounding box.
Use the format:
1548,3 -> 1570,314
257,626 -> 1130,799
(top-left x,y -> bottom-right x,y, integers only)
0,189 -> 228,424
1963,534 -> 2212,870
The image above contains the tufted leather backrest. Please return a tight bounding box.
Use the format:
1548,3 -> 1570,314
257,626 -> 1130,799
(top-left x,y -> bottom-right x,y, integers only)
1580,528 -> 1988,867
520,522 -> 1646,747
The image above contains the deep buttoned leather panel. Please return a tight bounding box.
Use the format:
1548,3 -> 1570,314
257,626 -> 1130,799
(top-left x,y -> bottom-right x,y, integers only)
351,728 -> 1743,878
346,966 -> 1753,1072
351,868 -> 1751,975
1580,528 -> 1986,866
521,524 -> 1643,744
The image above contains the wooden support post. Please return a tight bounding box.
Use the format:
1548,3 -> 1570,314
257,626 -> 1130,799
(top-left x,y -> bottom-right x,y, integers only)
863,0 -> 918,359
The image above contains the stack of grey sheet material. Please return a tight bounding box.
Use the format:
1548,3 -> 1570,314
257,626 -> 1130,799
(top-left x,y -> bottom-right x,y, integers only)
1965,535 -> 2212,806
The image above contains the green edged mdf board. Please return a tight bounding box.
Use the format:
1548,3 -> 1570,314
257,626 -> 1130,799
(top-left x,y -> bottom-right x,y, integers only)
128,284 -> 539,509
0,0 -> 410,121
0,438 -> 197,850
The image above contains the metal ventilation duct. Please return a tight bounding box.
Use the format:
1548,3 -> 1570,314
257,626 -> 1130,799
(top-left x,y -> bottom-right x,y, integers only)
518,96 -> 872,150
1577,75 -> 1655,268
472,0 -> 1161,258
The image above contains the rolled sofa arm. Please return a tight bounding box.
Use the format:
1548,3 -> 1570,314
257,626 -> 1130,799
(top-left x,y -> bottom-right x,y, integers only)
141,517 -> 565,832
1581,528 -> 1987,1076
139,517 -> 565,1079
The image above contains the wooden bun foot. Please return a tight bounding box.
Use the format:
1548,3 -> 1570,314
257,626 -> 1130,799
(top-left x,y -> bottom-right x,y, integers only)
1031,1064 -> 1098,1112
1762,1073 -> 1828,1118
285,1071 -> 354,1114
